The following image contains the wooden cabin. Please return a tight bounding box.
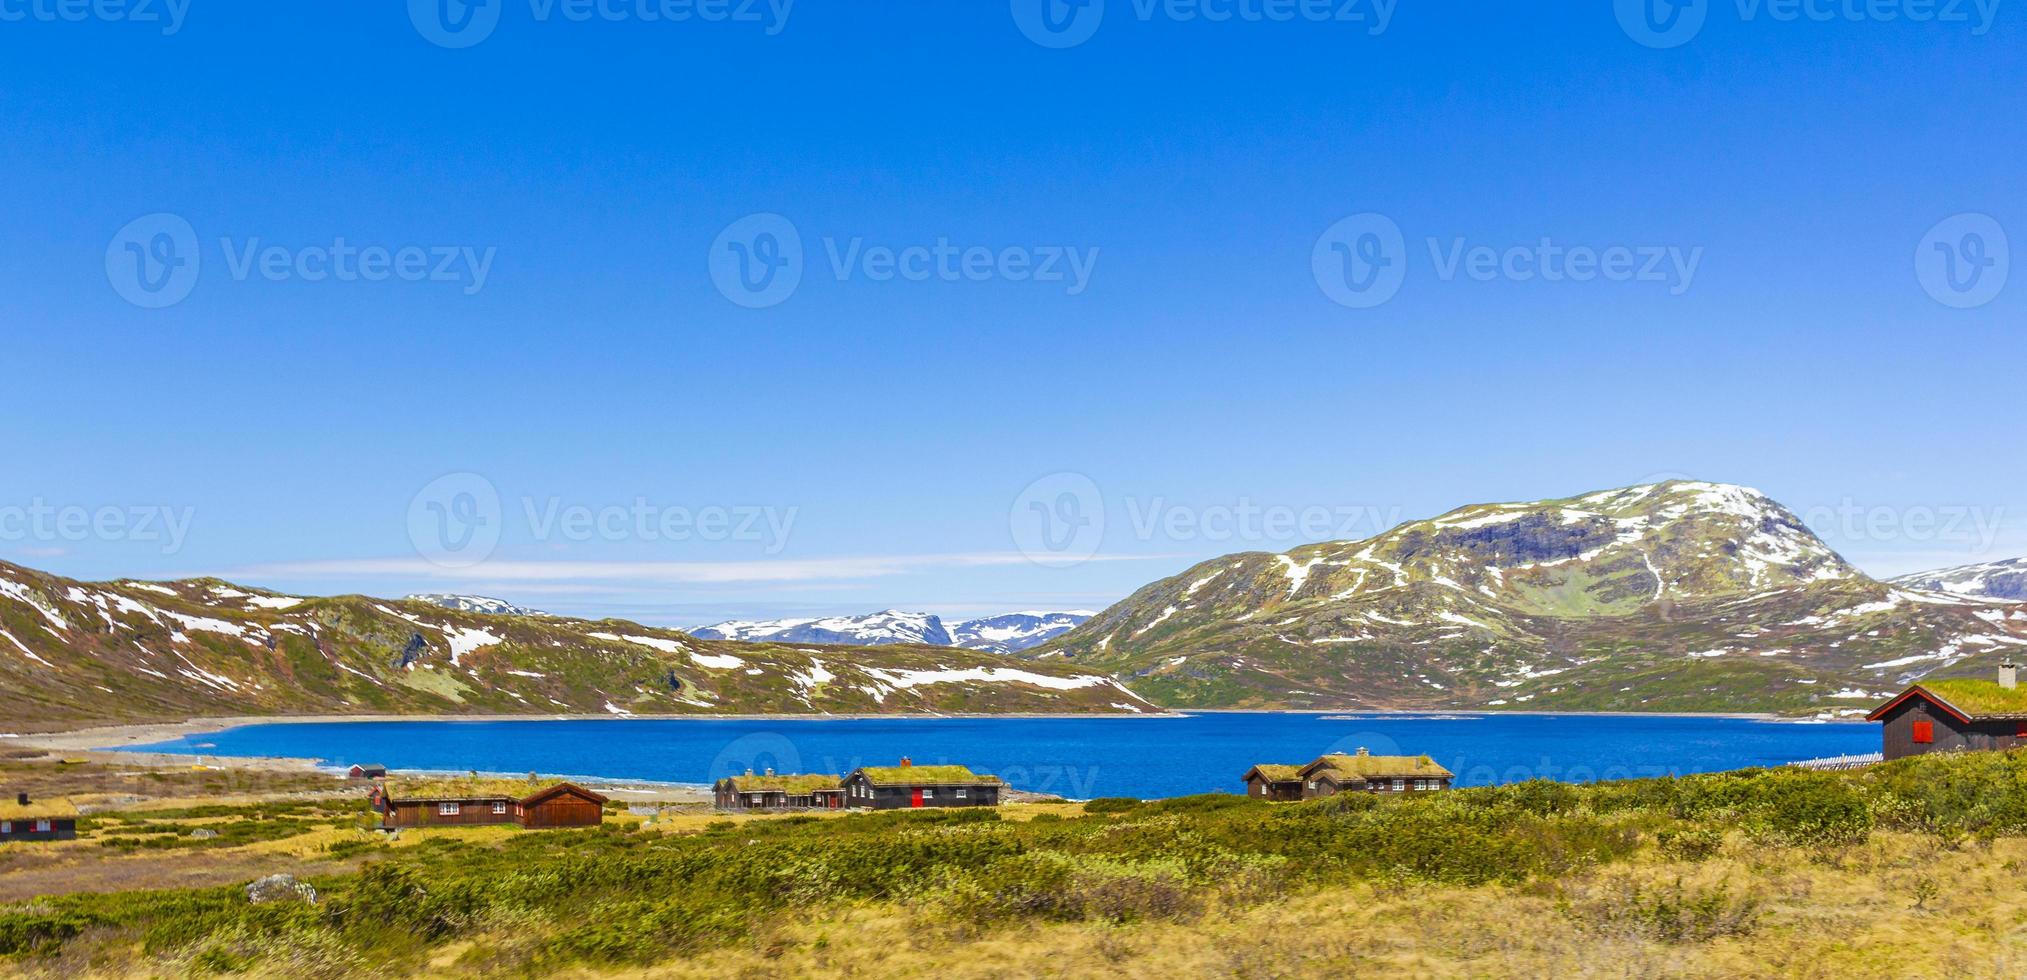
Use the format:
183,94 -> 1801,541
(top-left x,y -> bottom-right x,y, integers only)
1242,748 -> 1454,800
347,763 -> 389,780
0,793 -> 78,842
840,758 -> 1003,809
1241,764 -> 1305,801
714,771 -> 844,810
371,777 -> 608,829
1869,664 -> 2027,760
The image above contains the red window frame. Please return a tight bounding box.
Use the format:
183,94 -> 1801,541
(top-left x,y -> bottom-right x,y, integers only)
1911,720 -> 1934,744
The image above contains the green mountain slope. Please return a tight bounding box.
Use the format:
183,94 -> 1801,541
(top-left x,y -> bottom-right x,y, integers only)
0,562 -> 1154,731
1034,482 -> 2027,715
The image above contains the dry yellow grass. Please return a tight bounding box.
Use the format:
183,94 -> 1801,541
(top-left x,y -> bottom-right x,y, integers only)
484,832 -> 2027,980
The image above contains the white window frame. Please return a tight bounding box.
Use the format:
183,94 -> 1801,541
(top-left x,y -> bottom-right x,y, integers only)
1,821 -> 11,834
439,802 -> 461,816
922,788 -> 935,799
955,788 -> 967,799
1391,779 -> 1405,791
492,801 -> 508,815
33,819 -> 50,833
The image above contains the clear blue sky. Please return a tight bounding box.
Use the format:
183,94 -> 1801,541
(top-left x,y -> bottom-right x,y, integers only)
2,2 -> 2021,626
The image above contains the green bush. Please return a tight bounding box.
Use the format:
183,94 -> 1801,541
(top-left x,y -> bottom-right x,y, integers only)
1082,797 -> 1143,814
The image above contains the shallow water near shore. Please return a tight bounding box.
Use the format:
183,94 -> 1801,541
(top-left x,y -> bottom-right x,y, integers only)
117,712 -> 1877,799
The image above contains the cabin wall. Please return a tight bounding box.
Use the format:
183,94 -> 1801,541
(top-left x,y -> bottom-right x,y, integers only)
0,818 -> 77,841
384,800 -> 520,828
1879,698 -> 2027,760
843,777 -> 998,809
523,796 -> 602,828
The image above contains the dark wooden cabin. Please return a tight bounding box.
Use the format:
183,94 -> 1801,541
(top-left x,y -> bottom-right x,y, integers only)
1241,764 -> 1305,801
347,763 -> 389,780
1242,748 -> 1454,801
1299,749 -> 1453,795
1869,665 -> 2027,761
372,777 -> 607,829
840,758 -> 1003,809
0,793 -> 78,842
714,772 -> 843,810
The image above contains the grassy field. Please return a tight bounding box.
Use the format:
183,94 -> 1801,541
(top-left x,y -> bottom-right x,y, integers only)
6,752 -> 2027,977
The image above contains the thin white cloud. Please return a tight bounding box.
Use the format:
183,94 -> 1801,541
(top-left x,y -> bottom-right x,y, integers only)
216,552 -> 1172,586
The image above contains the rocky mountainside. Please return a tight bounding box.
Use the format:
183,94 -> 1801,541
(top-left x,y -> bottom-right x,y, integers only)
691,610 -> 1091,654
0,563 -> 1153,731
1892,559 -> 2027,601
405,594 -> 549,617
1034,482 -> 2027,716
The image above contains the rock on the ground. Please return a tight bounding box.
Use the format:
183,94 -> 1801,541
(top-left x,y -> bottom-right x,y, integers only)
245,874 -> 318,905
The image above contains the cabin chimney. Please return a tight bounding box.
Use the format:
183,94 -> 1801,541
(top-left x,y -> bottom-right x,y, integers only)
900,756 -> 912,768
15,793 -> 25,806
2002,661 -> 2019,690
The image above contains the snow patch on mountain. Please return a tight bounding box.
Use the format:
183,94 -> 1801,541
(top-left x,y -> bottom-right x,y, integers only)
692,610 -> 1092,654
1892,558 -> 2027,602
407,594 -> 549,617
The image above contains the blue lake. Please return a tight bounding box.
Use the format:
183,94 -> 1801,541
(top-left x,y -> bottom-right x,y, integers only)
119,713 -> 1878,800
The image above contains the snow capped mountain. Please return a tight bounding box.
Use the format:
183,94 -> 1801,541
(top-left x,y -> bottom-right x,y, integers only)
1044,481 -> 2024,715
1892,559 -> 2027,601
691,610 -> 1093,653
949,611 -> 1097,653
406,594 -> 549,617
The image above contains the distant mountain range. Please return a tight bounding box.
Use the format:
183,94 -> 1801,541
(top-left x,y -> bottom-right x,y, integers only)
1029,481 -> 2027,718
0,567 -> 1148,731
691,610 -> 1092,654
7,480 -> 2025,728
406,594 -> 550,617
1891,559 -> 2027,601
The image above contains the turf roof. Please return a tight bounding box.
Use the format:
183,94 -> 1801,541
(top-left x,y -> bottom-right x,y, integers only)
383,776 -> 565,802
1306,754 -> 1454,780
1914,679 -> 2027,719
722,773 -> 840,795
853,765 -> 1001,786
0,795 -> 79,820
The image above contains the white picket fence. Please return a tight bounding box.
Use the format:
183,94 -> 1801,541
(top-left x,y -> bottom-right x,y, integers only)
1786,752 -> 1883,772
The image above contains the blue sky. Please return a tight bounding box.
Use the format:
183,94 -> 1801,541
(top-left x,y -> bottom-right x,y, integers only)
2,1 -> 2021,626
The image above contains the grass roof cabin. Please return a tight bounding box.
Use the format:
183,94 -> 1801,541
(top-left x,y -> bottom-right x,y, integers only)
1241,764 -> 1305,801
1869,663 -> 2027,760
1241,749 -> 1455,801
842,758 -> 1004,810
1,792 -> 79,842
373,776 -> 607,829
714,772 -> 844,811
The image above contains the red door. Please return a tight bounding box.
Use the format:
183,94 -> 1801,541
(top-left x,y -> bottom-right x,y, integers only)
910,788 -> 924,808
